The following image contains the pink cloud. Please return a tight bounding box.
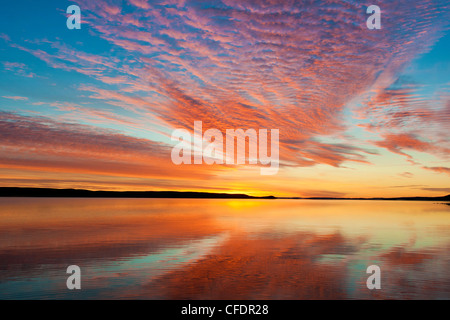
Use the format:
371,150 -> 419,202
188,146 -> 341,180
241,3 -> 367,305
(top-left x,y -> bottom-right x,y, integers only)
6,0 -> 450,172
0,112 -> 222,181
374,133 -> 450,160
2,96 -> 28,101
422,166 -> 450,175
128,0 -> 151,10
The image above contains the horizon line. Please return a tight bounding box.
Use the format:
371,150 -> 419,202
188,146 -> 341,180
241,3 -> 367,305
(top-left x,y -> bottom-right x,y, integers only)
0,187 -> 449,201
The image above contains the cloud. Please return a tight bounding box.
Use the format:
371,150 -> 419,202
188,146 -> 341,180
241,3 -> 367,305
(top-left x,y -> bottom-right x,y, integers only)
420,187 -> 450,193
1,96 -> 28,101
399,172 -> 414,178
7,1 -> 446,169
422,166 -> 450,175
0,112 -> 223,182
2,62 -> 36,78
128,0 -> 151,10
295,189 -> 348,198
374,133 -> 450,160
1,0 -> 449,192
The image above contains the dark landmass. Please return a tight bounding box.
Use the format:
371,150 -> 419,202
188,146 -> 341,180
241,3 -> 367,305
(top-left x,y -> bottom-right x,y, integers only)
280,195 -> 450,201
0,187 -> 449,202
0,187 -> 276,199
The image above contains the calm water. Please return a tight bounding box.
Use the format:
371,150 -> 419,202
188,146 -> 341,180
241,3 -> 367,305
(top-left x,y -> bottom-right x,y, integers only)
0,198 -> 449,300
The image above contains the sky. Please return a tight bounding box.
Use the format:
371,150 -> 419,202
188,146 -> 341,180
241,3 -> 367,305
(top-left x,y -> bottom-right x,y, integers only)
0,0 -> 449,197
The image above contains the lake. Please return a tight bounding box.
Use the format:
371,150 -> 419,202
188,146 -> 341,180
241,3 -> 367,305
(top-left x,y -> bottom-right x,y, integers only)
0,198 -> 449,299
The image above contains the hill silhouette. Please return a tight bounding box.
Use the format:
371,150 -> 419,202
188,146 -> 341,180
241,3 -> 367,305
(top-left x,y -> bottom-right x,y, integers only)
0,187 -> 449,201
0,187 -> 275,199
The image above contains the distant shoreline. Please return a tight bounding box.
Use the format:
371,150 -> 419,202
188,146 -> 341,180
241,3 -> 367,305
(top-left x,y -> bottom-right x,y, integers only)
0,187 -> 275,199
0,187 -> 449,202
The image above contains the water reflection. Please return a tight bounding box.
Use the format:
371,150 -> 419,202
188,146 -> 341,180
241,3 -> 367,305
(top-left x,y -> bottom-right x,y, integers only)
0,198 -> 449,299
